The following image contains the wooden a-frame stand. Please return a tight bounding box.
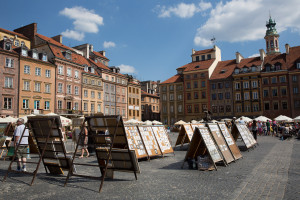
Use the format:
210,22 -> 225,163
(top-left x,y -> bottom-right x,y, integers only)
64,115 -> 139,193
3,116 -> 70,185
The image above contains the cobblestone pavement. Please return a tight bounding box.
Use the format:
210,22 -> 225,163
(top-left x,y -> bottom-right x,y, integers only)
0,133 -> 299,200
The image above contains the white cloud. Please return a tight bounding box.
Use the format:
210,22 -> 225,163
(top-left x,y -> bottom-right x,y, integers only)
103,41 -> 116,48
61,29 -> 84,41
60,6 -> 104,40
194,0 -> 300,47
118,64 -> 137,74
156,1 -> 212,18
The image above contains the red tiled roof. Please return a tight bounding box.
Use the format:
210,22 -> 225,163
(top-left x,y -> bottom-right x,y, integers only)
89,58 -> 110,70
263,53 -> 287,69
287,45 -> 300,70
0,28 -> 29,40
141,90 -> 159,98
36,33 -> 73,51
92,51 -> 109,61
49,44 -> 90,66
161,74 -> 183,84
210,59 -> 237,80
177,59 -> 215,72
193,48 -> 214,55
237,56 -> 263,68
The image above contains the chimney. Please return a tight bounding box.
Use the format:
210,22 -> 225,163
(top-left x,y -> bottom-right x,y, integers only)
51,35 -> 62,43
285,43 -> 290,54
259,49 -> 266,60
14,23 -> 37,48
99,50 -> 106,57
235,52 -> 243,64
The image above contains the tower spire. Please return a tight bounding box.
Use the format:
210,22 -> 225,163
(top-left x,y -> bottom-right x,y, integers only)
264,15 -> 280,55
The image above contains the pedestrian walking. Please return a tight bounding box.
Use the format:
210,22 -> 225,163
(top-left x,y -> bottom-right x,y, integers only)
252,120 -> 258,140
79,125 -> 89,158
14,118 -> 29,171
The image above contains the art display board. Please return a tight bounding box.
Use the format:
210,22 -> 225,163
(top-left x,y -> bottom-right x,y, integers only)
232,124 -> 253,149
3,116 -> 70,186
182,127 -> 224,170
240,125 -> 257,145
151,126 -> 174,155
124,126 -> 148,159
190,124 -> 205,132
0,122 -> 14,137
207,123 -> 235,165
217,122 -> 242,160
175,124 -> 193,146
65,115 -> 139,193
137,126 -> 162,157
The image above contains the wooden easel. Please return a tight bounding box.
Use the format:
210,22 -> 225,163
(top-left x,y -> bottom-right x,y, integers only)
175,124 -> 194,147
181,127 -> 225,171
232,124 -> 255,150
0,122 -> 14,159
64,115 -> 139,193
217,122 -> 243,160
151,125 -> 174,157
3,116 -> 70,185
137,126 -> 162,159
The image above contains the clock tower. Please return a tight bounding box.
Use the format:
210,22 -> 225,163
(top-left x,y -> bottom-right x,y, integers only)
264,16 -> 280,55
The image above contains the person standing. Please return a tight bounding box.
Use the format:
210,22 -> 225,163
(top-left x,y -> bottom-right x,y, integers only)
79,125 -> 89,158
266,120 -> 271,135
239,117 -> 245,125
252,120 -> 258,141
14,118 -> 29,172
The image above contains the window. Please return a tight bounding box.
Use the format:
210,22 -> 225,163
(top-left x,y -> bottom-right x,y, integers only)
263,89 -> 269,97
279,76 -> 286,83
201,81 -> 206,87
211,83 -> 216,90
35,67 -> 41,76
58,100 -> 62,109
236,105 -> 242,112
169,85 -> 174,91
32,51 -> 38,59
21,49 -> 28,56
74,70 -> 79,79
83,78 -> 88,84
84,103 -> 88,111
212,106 -> 218,113
105,95 -> 109,101
243,82 -> 249,89
170,94 -> 174,100
282,102 -> 288,109
245,105 -> 251,112
201,91 -> 206,99
91,91 -> 95,98
193,74 -> 197,78
292,75 -> 297,82
45,69 -> 51,78
5,77 -> 13,88
24,65 -> 30,74
98,92 -> 101,99
105,75 -> 109,80
91,103 -> 95,112
225,82 -> 230,88
170,105 -> 173,113
272,88 -> 278,97
297,63 -> 300,69
295,101 -> 300,108
244,92 -> 250,100
187,105 -> 192,113
186,75 -> 190,79
253,104 -> 259,112
212,93 -> 217,100
97,104 -> 101,112
202,104 -> 207,112
207,54 -> 211,59
74,102 -> 79,110
218,93 -> 223,100
58,66 -> 63,75
23,99 -> 29,109
67,68 -> 72,77
194,92 -> 199,99
225,92 -> 231,99
45,84 -> 50,93
23,81 -> 30,90
91,80 -> 95,85
235,82 -> 240,89
263,78 -> 269,85
251,66 -> 257,72
35,82 -> 41,92
281,88 -> 287,96
42,54 -> 47,61
252,81 -> 257,88
98,81 -> 102,86
111,77 -> 114,82
186,82 -> 191,89
194,81 -> 198,88
58,83 -> 63,93
264,102 -> 270,110
5,58 -> 14,68
273,102 -> 279,110
195,105 -> 199,113
75,86 -> 79,95
201,55 -> 205,60
252,92 -> 258,99
44,101 -> 50,110
3,98 -> 12,109
67,85 -> 71,94
84,90 -> 88,97
5,42 -> 11,50
218,83 -> 223,89
293,87 -> 299,94
162,94 -> 167,101
34,100 -> 40,109
187,93 -> 191,100
234,69 -> 239,74
271,77 -> 277,84
236,93 -> 241,101
226,105 -> 231,112
177,94 -> 182,101
178,105 -> 182,112
91,68 -> 95,73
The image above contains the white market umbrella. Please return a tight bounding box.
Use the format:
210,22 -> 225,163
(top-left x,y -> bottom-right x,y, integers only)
191,120 -> 198,124
236,116 -> 252,123
254,116 -> 272,122
46,113 -> 71,126
174,120 -> 186,125
294,116 -> 300,122
211,120 -> 218,123
274,115 -> 293,122
152,120 -> 162,125
144,120 -> 152,125
124,119 -> 140,125
21,114 -> 36,123
1,116 -> 18,123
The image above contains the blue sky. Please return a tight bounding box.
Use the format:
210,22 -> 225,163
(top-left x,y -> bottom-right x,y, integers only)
1,0 -> 300,82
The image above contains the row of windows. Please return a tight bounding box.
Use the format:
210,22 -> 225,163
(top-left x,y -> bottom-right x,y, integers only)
128,110 -> 140,117
141,97 -> 159,103
23,65 -> 51,77
22,99 -> 51,110
264,102 -> 288,111
57,83 -> 80,95
161,93 -> 183,101
262,76 -> 286,84
187,92 -> 206,100
212,105 -> 233,113
58,66 -> 80,78
23,81 -> 52,93
21,49 -> 47,61
235,104 -> 260,112
83,78 -> 102,86
212,92 -> 231,100
104,75 -> 127,85
186,81 -> 206,89
263,88 -> 287,97
141,105 -> 159,111
83,90 -> 102,99
211,82 -> 230,89
186,104 -> 208,113
129,98 -> 140,105
234,81 -> 258,89
194,54 -> 211,62
162,104 -> 183,113
235,92 -> 259,100
128,87 -> 140,94
162,85 -> 183,91
185,73 -> 206,79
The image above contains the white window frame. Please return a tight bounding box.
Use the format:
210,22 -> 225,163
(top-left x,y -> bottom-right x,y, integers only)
23,99 -> 29,109
5,58 -> 13,68
5,77 -> 13,88
35,67 -> 41,76
67,68 -> 72,77
74,86 -> 79,95
84,90 -> 88,97
35,82 -> 41,92
58,100 -> 62,109
44,101 -> 50,110
67,85 -> 72,94
45,69 -> 51,78
74,70 -> 79,79
45,84 -> 50,93
58,66 -> 64,75
58,83 -> 63,93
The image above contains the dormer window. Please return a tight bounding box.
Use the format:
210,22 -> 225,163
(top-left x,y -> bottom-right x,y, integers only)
297,63 -> 300,69
220,69 -> 227,74
3,36 -> 7,40
21,41 -> 25,47
95,59 -> 98,63
234,69 -> 239,74
275,63 -> 281,70
91,68 -> 95,73
195,65 -> 200,69
64,50 -> 72,60
21,48 -> 28,57
201,55 -> 205,61
14,40 -> 20,47
42,54 -> 47,61
266,66 -> 270,72
196,56 -> 199,62
32,50 -> 38,59
243,67 -> 248,73
84,66 -> 89,72
207,54 -> 211,59
5,43 -> 11,51
251,66 -> 256,72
